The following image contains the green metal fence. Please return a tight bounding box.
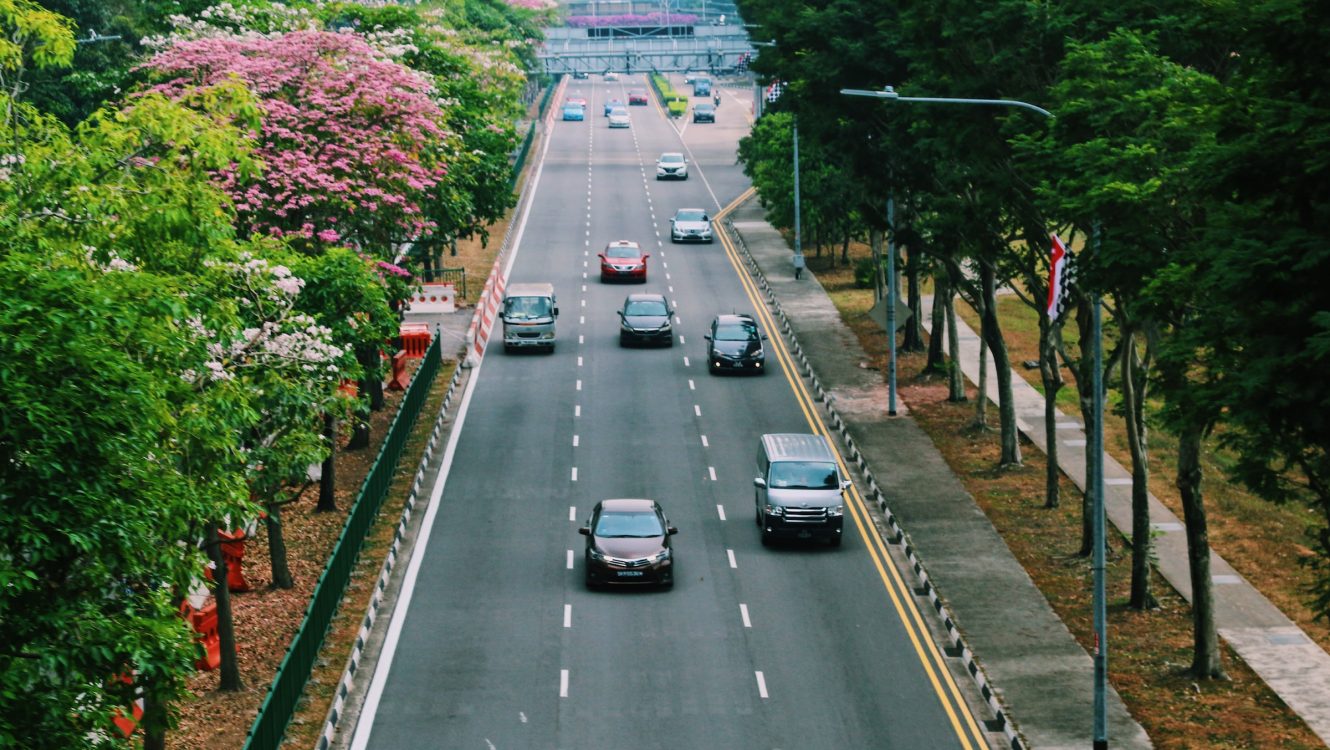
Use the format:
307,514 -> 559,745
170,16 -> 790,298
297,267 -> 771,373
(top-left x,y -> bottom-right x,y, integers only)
242,335 -> 443,750
508,80 -> 557,192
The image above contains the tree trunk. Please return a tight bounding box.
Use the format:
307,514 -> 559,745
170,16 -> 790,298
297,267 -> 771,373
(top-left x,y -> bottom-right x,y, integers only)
946,279 -> 966,403
359,345 -> 385,412
1075,297 -> 1097,557
979,262 -> 1021,466
902,247 -> 925,352
141,675 -> 167,750
1122,331 -> 1156,609
1177,423 -> 1226,679
265,505 -> 294,589
318,412 -> 337,512
1039,315 -> 1064,509
840,228 -> 850,266
205,524 -> 243,691
926,268 -> 947,373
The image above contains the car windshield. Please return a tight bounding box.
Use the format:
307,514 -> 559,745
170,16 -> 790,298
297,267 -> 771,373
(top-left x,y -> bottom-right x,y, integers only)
715,322 -> 757,341
503,296 -> 551,320
675,210 -> 707,222
595,511 -> 665,538
697,104 -> 715,112
610,107 -> 628,116
768,461 -> 839,490
659,153 -> 684,164
625,299 -> 668,316
606,245 -> 640,258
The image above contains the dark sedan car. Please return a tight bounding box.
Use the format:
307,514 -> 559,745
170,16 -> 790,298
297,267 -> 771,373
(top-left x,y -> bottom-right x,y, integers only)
693,102 -> 716,123
580,499 -> 677,589
618,293 -> 674,347
705,313 -> 767,373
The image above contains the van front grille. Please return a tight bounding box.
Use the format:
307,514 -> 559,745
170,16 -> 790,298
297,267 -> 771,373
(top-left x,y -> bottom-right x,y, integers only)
784,507 -> 829,523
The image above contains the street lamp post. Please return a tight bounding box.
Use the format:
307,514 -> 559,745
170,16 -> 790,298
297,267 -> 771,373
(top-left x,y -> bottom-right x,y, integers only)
841,85 -> 1107,750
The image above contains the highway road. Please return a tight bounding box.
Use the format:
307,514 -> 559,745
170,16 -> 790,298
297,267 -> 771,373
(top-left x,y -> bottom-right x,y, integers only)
349,75 -> 991,750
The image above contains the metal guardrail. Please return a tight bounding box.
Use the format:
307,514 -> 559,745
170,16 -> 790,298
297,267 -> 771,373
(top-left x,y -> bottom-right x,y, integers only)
420,267 -> 467,299
241,335 -> 443,750
509,82 -> 557,192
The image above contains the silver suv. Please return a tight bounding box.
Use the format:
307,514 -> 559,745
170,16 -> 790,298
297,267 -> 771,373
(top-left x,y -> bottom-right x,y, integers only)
655,152 -> 688,180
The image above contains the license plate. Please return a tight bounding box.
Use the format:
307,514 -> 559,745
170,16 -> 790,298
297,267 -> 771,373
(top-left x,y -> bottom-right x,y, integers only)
732,362 -> 744,368
798,531 -> 812,538
617,570 -> 644,577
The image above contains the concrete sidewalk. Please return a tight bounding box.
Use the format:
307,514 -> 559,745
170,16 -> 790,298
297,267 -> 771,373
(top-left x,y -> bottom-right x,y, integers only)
921,295 -> 1330,747
723,198 -> 1151,749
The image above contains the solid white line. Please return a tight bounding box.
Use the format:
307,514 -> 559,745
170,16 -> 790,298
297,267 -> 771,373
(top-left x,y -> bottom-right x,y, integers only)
716,504 -> 726,521
566,550 -> 574,569
694,404 -> 702,417
560,670 -> 569,698
573,434 -> 579,447
571,467 -> 578,481
727,549 -> 737,568
569,506 -> 577,521
740,603 -> 751,627
708,466 -> 717,481
755,671 -> 768,698
700,435 -> 708,447
564,604 -> 572,628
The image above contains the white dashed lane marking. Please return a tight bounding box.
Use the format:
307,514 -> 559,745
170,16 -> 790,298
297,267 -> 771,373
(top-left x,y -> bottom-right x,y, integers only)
727,549 -> 737,568
740,603 -> 751,627
716,504 -> 726,521
755,672 -> 768,699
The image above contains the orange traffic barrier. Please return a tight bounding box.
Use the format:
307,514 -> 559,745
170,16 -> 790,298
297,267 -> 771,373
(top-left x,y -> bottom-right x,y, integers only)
400,322 -> 431,358
189,602 -> 221,671
110,673 -> 143,738
216,529 -> 251,592
387,350 -> 410,391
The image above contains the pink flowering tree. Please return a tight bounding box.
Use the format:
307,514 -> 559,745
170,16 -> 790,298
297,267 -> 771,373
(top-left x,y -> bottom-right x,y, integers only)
139,30 -> 449,256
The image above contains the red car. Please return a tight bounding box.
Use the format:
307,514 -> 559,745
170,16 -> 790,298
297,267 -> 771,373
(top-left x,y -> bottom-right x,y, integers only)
566,95 -> 588,108
627,89 -> 649,105
599,240 -> 648,283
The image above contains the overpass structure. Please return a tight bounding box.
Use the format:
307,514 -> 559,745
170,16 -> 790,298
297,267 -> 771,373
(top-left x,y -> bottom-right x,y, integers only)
538,25 -> 757,77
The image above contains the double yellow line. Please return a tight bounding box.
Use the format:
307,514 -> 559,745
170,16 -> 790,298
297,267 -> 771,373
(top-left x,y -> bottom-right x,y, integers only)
712,190 -> 989,750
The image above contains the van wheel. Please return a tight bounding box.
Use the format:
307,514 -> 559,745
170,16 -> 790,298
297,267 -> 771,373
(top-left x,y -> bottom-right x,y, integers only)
760,530 -> 772,547
755,507 -> 763,527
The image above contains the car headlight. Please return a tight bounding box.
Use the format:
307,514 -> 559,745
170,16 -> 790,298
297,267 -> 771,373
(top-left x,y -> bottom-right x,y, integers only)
541,331 -> 555,339
827,505 -> 844,517
589,547 -> 610,562
764,504 -> 784,516
652,548 -> 671,563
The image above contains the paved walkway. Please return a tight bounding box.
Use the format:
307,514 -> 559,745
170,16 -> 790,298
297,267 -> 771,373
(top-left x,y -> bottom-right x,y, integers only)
919,295 -> 1330,747
723,198 -> 1150,749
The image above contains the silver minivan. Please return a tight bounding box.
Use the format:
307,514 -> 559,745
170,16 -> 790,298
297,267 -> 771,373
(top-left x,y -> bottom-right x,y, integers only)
501,282 -> 558,352
753,433 -> 850,546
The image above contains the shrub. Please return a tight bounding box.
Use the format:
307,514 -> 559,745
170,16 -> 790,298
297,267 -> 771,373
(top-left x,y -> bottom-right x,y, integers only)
854,256 -> 881,289
667,100 -> 687,117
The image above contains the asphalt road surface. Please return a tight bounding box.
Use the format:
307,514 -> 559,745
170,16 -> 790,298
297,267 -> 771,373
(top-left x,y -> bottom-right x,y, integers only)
349,74 -> 990,750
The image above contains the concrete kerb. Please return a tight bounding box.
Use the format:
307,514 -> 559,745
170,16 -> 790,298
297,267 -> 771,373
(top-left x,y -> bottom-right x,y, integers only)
723,219 -> 1026,750
315,355 -> 469,750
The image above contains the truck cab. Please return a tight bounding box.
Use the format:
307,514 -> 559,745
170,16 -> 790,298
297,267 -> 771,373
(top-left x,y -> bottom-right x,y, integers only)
501,282 -> 558,352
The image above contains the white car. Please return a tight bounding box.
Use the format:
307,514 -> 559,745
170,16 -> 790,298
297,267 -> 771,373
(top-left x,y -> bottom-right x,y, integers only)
604,71 -> 619,81
608,107 -> 631,129
670,207 -> 713,243
655,152 -> 688,180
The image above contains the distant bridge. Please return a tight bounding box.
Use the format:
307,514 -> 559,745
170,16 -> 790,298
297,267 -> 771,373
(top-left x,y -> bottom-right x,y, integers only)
537,25 -> 757,77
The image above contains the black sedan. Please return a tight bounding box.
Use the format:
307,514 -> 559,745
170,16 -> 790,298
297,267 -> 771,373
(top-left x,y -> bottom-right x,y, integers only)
705,313 -> 767,373
618,293 -> 674,347
580,499 -> 678,589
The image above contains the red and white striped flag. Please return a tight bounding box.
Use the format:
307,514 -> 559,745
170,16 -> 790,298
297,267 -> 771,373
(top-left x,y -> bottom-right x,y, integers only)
1046,233 -> 1072,321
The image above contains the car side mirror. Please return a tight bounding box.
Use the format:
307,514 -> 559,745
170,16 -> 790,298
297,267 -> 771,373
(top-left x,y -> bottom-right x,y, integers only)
578,526 -> 590,536
643,253 -> 651,260
553,307 -> 560,317
667,526 -> 679,535
597,254 -> 606,260
753,478 -> 767,488
617,310 -> 625,318
761,333 -> 768,340
704,334 -> 712,341
841,480 -> 852,491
